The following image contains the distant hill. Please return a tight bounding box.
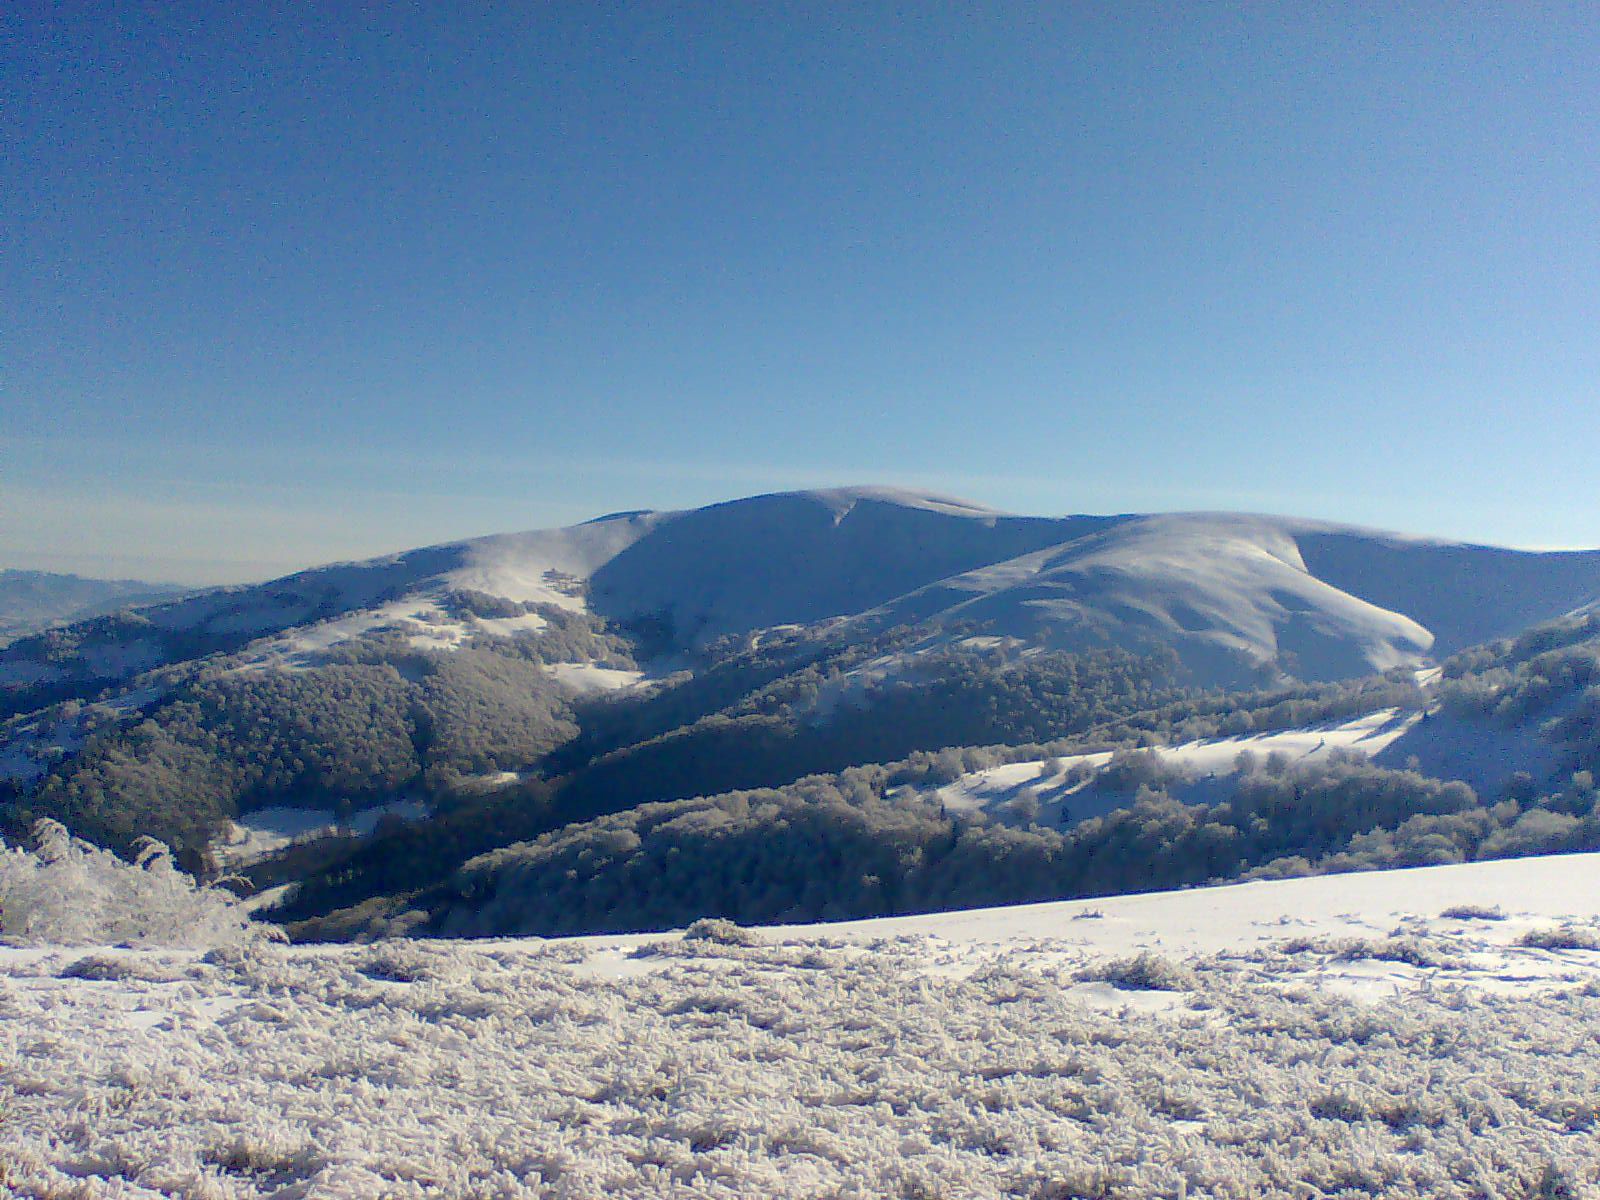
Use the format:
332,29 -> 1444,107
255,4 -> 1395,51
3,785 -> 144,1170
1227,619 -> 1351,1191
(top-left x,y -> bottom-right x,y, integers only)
2,486 -> 1598,941
4,488 -> 1597,718
0,569 -> 192,645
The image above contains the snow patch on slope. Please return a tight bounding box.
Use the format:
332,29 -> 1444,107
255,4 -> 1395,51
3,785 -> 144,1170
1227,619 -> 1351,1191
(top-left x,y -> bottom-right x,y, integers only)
215,799 -> 431,866
861,514 -> 1438,684
921,707 -> 1425,827
470,611 -> 550,638
447,511 -> 668,609
224,598 -> 458,670
545,662 -> 645,693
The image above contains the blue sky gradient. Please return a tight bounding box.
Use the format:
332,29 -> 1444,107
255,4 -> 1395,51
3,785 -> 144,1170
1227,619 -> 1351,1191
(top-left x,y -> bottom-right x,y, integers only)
5,4 -> 1598,582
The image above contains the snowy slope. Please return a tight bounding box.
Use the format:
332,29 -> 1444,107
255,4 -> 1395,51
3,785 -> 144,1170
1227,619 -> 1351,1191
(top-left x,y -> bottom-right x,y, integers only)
744,849 -> 1600,963
0,512 -> 668,704
0,569 -> 190,643
213,799 -> 431,867
584,487 -> 1107,643
841,511 -> 1600,684
1299,529 -> 1600,654
142,509 -> 670,641
5,854 -> 1600,1199
852,514 -> 1430,683
920,707 -> 1427,827
6,488 -> 1600,719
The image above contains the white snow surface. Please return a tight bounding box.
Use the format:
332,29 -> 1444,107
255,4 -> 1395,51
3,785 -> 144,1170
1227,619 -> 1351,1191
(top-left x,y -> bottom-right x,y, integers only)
214,800 -> 431,867
759,851 -> 1600,962
927,708 -> 1425,825
226,598 -> 465,670
446,511 -> 670,609
187,512 -> 668,671
797,484 -> 1008,520
6,855 -> 1600,1198
545,662 -> 646,693
857,513 -> 1441,683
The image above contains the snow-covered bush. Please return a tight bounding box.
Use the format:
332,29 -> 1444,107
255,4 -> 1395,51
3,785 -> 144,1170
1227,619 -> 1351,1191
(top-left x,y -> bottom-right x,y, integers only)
0,819 -> 268,948
1519,925 -> 1600,952
683,916 -> 766,947
1280,935 -> 1456,969
1078,951 -> 1197,991
1440,903 -> 1506,921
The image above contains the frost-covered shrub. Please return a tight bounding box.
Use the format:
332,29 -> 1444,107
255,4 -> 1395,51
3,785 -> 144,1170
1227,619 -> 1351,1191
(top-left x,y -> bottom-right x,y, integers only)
1276,935 -> 1456,968
1329,937 -> 1452,968
1440,903 -> 1506,921
8,926 -> 1600,1199
1480,809 -> 1586,859
683,916 -> 766,947
353,942 -> 461,982
1099,748 -> 1189,793
58,952 -> 192,982
0,819 -> 266,948
1310,1085 -> 1373,1123
1078,951 -> 1197,992
1519,926 -> 1600,951
205,1132 -> 325,1189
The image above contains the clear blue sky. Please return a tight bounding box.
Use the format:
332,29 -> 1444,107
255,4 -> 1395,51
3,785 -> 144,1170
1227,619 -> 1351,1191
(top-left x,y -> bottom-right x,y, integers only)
5,4 -> 1598,583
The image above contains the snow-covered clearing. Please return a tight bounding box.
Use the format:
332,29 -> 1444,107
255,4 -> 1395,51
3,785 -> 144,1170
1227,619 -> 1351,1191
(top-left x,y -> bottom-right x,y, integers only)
226,599 -> 472,671
926,707 -> 1424,824
212,800 -> 431,867
5,855 -> 1600,1198
0,715 -> 87,785
471,611 -> 550,639
222,594 -> 625,682
545,662 -> 646,693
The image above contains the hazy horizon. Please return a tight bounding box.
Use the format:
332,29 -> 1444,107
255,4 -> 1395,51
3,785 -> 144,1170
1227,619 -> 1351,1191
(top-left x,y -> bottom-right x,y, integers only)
5,480 -> 1599,589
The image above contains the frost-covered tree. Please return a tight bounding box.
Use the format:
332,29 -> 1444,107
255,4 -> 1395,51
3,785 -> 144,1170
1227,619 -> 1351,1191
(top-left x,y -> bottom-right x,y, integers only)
0,819 -> 266,947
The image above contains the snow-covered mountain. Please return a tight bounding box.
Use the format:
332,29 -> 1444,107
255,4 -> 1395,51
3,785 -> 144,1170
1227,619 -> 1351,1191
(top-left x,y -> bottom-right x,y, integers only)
5,487 -> 1598,715
0,568 -> 190,644
846,513 -> 1433,684
5,485 -> 1599,917
8,494 -> 1599,1198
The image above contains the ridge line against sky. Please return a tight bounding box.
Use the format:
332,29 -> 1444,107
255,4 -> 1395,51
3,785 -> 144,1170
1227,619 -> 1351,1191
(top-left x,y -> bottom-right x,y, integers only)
5,467 -> 1596,586
5,5 -> 1598,583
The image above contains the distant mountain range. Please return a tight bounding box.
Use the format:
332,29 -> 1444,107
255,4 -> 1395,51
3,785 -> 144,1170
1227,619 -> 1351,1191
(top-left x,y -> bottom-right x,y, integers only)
3,486 -> 1598,941
0,569 -> 192,645
6,487 -> 1598,706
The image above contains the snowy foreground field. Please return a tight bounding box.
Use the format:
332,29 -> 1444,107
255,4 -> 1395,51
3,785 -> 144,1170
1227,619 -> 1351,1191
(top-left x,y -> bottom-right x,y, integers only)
6,857 -> 1600,1199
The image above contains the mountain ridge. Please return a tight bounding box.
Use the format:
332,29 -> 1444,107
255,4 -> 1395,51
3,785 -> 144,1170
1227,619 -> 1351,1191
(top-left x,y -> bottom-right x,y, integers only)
5,488 -> 1600,719
5,485 -> 1600,944
0,569 -> 192,645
